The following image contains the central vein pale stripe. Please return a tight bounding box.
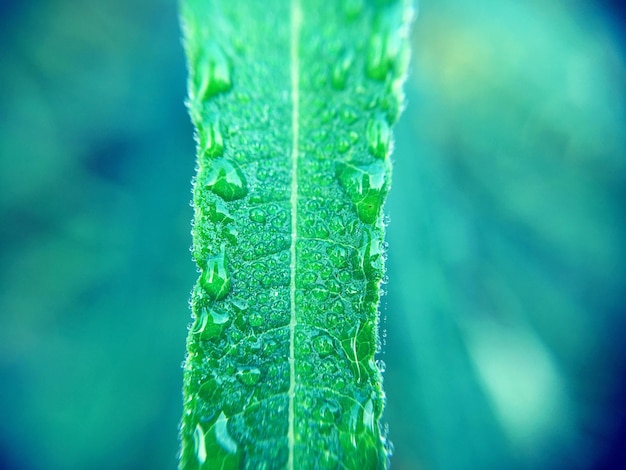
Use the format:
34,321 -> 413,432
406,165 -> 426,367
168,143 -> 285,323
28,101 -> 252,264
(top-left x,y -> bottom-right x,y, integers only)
287,0 -> 301,468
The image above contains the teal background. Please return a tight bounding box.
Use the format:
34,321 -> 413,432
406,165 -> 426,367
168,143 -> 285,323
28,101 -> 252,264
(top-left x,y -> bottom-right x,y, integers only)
1,0 -> 625,469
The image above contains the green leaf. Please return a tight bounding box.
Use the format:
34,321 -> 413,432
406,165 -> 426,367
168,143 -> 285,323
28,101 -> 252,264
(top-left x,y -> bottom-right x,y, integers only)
179,0 -> 413,467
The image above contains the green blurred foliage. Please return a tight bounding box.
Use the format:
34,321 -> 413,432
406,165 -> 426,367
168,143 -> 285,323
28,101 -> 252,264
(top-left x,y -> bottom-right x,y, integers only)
0,0 -> 624,469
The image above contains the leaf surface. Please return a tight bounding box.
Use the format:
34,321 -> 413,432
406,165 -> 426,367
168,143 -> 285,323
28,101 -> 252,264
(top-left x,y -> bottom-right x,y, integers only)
179,0 -> 412,467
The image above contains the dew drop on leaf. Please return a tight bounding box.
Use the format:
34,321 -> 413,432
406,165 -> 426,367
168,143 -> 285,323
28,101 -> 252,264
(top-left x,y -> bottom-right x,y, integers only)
331,49 -> 355,90
235,366 -> 263,386
314,335 -> 335,358
330,299 -> 345,314
206,199 -> 233,224
337,160 -> 390,224
198,377 -> 223,405
204,158 -> 248,201
337,270 -> 351,283
362,398 -> 375,433
340,107 -> 359,124
194,41 -> 232,100
214,412 -> 238,454
328,245 -> 348,268
201,249 -> 231,300
365,17 -> 402,82
366,114 -> 391,159
311,287 -> 329,302
193,423 -> 207,465
249,208 -> 267,224
192,307 -> 230,340
360,228 -> 384,280
231,297 -> 249,312
200,119 -> 224,159
248,312 -> 264,328
337,137 -> 351,153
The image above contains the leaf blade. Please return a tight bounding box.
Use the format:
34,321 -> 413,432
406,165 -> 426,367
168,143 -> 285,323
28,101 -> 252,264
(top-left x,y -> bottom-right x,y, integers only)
180,0 -> 413,468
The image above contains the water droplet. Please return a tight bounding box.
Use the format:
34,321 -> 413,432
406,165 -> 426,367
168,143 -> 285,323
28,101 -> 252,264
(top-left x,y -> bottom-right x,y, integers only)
320,400 -> 341,422
328,245 -> 348,268
223,225 -> 238,244
207,199 -> 233,224
192,307 -> 230,340
331,49 -> 355,90
365,17 -> 403,82
320,108 -> 335,124
300,271 -> 317,287
337,138 -> 351,154
204,158 -> 248,201
248,312 -> 264,327
249,208 -> 267,223
376,359 -> 387,373
340,107 -> 359,124
337,160 -> 390,224
198,377 -> 223,405
366,114 -> 391,159
199,119 -> 224,159
314,223 -> 330,239
201,249 -> 231,300
194,42 -> 232,100
215,412 -> 238,454
314,335 -> 335,358
361,228 -> 384,280
231,297 -> 248,312
362,399 -> 375,432
327,280 -> 341,295
193,423 -> 207,465
337,270 -> 351,283
330,299 -> 345,314
311,287 -> 329,302
236,366 -> 262,386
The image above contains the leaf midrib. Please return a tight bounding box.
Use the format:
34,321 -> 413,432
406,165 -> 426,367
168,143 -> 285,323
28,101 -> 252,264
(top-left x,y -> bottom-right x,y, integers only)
287,0 -> 301,468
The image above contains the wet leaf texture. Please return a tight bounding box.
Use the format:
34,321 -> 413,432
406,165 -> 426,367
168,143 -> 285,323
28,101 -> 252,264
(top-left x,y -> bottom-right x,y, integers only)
179,0 -> 412,467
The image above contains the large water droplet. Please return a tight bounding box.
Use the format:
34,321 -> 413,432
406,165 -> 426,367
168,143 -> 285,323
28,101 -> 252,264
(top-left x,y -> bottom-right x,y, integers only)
194,42 -> 232,100
337,160 -> 390,224
200,120 -> 224,159
193,307 -> 230,340
204,158 -> 248,201
215,412 -> 238,454
207,199 -> 233,224
362,398 -> 375,433
193,423 -> 207,466
201,249 -> 231,300
235,366 -> 262,386
198,377 -> 223,405
331,49 -> 355,90
360,228 -> 384,281
365,16 -> 403,81
366,114 -> 391,159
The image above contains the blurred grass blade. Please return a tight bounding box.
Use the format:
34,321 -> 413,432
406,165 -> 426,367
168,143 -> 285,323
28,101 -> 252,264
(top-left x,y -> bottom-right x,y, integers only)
179,0 -> 413,467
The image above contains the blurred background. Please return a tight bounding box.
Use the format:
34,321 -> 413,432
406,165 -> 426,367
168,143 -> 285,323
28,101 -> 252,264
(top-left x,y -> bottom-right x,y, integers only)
0,0 -> 625,469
